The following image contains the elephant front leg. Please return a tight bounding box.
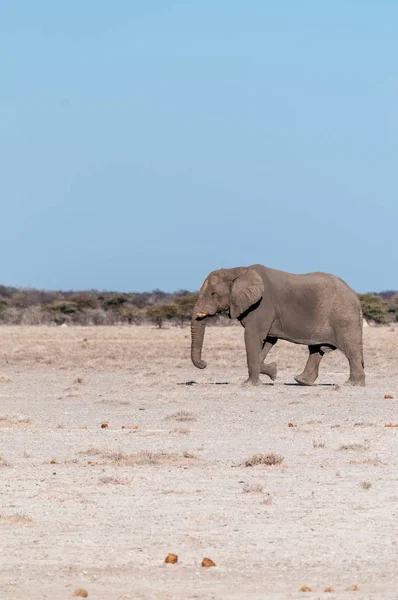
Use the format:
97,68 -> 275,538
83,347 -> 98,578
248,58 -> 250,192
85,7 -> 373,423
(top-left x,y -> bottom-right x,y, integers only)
242,327 -> 263,386
294,345 -> 325,386
260,337 -> 278,381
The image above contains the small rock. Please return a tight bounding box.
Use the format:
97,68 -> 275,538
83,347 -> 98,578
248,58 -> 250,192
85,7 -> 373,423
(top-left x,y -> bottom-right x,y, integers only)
101,422 -> 109,429
73,589 -> 88,598
299,586 -> 312,592
201,557 -> 216,568
164,553 -> 178,564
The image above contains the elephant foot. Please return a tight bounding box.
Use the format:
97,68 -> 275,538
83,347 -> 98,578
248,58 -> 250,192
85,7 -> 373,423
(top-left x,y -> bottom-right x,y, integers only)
242,377 -> 262,387
260,361 -> 277,381
343,377 -> 366,387
294,374 -> 316,386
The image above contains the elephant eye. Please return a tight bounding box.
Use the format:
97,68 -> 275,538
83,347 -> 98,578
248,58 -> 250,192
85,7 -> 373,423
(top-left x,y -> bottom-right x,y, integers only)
211,292 -> 217,298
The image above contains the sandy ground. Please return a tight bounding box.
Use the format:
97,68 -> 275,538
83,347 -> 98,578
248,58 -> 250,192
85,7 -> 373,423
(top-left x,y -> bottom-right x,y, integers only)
0,324 -> 397,600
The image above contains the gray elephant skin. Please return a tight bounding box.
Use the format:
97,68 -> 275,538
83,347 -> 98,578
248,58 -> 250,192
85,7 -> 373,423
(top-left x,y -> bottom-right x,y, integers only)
191,264 -> 365,386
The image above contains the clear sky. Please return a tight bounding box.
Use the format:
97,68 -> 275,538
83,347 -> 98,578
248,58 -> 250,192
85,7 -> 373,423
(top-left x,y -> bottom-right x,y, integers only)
1,1 -> 397,293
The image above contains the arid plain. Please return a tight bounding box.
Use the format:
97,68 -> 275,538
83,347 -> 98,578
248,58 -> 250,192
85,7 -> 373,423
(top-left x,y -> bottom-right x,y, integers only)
0,324 -> 397,599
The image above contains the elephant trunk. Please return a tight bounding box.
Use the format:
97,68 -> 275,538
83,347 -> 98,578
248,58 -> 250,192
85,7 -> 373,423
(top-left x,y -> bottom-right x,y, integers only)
191,316 -> 207,369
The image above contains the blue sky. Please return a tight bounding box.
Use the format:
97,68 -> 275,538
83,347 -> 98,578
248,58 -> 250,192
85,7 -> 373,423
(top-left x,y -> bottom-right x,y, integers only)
1,1 -> 397,293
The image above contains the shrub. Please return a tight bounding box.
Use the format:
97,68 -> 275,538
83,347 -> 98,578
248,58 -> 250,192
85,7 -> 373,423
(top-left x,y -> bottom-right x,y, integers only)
46,301 -> 79,315
0,300 -> 9,315
173,294 -> 198,325
146,304 -> 178,328
359,294 -> 389,325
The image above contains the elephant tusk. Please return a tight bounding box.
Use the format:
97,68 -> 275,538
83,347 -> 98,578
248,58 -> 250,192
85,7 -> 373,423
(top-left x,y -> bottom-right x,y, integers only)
196,312 -> 208,318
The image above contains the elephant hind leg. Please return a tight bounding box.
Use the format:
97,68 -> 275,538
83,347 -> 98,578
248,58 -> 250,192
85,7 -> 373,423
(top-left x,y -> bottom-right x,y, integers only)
294,345 -> 329,386
260,361 -> 277,380
343,349 -> 365,386
260,337 -> 278,381
335,329 -> 365,386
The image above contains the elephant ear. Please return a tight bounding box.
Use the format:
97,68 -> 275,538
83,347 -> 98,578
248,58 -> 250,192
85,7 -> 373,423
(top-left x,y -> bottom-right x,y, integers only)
230,268 -> 264,319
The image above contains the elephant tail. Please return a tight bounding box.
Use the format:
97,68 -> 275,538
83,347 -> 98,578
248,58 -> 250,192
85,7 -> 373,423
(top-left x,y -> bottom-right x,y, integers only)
359,305 -> 365,369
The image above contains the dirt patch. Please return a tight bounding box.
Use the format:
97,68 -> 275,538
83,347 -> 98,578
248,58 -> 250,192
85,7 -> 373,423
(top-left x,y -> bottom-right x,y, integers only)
0,325 -> 396,599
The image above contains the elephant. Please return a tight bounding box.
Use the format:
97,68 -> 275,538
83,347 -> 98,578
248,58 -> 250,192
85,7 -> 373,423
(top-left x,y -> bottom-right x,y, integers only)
191,264 -> 365,387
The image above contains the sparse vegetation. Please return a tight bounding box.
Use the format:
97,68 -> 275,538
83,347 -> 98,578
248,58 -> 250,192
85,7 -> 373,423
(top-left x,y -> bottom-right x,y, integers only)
78,448 -> 197,466
242,483 -> 264,494
0,285 -> 200,326
0,513 -> 32,524
99,475 -> 132,485
0,322 -> 396,597
339,443 -> 369,452
0,283 -> 395,326
166,411 -> 197,422
0,416 -> 31,429
360,481 -> 372,490
171,428 -> 191,435
313,439 -> 326,449
182,451 -> 196,459
244,453 -> 284,467
359,293 -> 390,325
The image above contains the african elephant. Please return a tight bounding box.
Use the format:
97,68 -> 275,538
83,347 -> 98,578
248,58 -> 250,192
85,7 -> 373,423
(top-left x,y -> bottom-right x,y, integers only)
191,265 -> 365,386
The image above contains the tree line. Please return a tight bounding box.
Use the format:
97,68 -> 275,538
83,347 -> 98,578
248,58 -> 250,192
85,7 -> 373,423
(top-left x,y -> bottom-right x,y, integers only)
0,284 -> 396,327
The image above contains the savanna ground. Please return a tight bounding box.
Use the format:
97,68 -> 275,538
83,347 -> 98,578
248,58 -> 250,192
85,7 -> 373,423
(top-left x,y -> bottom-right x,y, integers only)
0,324 -> 397,600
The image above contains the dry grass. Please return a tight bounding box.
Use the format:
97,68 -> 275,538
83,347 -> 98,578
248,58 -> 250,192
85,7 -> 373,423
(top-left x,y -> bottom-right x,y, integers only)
78,448 -> 197,467
182,451 -> 197,459
166,411 -> 197,422
0,514 -> 32,525
244,453 -> 284,467
360,481 -> 372,490
349,458 -> 385,466
99,475 -> 132,486
339,443 -> 369,452
0,416 -> 31,429
242,483 -> 264,494
313,439 -> 326,449
170,427 -> 191,435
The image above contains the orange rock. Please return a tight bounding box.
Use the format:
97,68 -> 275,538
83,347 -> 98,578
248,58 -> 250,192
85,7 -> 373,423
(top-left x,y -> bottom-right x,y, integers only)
164,553 -> 178,564
288,423 -> 297,427
385,423 -> 398,427
345,584 -> 359,591
101,422 -> 109,428
73,589 -> 88,598
299,586 -> 312,592
201,557 -> 216,567
384,394 -> 393,399
324,588 -> 334,593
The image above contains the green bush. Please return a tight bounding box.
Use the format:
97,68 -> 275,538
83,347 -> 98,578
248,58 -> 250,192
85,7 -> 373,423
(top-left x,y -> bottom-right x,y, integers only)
46,301 -> 79,315
0,300 -> 9,315
359,293 -> 389,325
386,296 -> 398,322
